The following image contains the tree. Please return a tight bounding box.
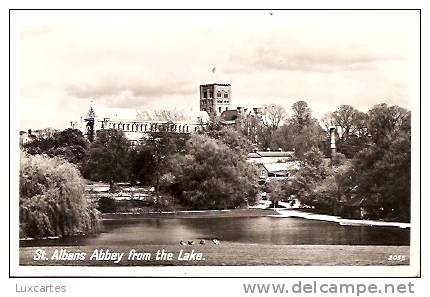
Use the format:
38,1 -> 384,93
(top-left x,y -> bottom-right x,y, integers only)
311,163 -> 353,214
269,125 -> 295,151
235,111 -> 264,146
367,104 -> 410,146
351,132 -> 410,221
129,144 -> 156,186
348,104 -> 411,221
162,134 -> 259,209
321,112 -> 335,132
289,147 -> 329,204
23,128 -> 89,164
261,104 -> 287,130
257,104 -> 287,149
285,101 -> 326,159
265,179 -> 289,209
324,105 -> 370,158
141,131 -> 189,189
82,129 -> 130,190
202,124 -> 253,153
20,152 -> 99,238
332,105 -> 361,139
290,120 -> 326,158
290,101 -> 312,127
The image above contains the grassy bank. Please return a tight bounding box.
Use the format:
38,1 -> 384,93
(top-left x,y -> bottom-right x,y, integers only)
20,243 -> 410,266
101,208 -> 278,220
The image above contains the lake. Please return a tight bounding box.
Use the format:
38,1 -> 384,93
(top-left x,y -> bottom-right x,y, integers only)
20,216 -> 410,247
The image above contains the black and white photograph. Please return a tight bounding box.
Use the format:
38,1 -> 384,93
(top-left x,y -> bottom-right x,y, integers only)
9,9 -> 420,278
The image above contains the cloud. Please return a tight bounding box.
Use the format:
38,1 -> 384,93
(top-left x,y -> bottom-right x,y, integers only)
227,46 -> 403,73
65,76 -> 196,108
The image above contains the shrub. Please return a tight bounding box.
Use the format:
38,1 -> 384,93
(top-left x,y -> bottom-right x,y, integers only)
164,134 -> 260,209
19,152 -> 99,238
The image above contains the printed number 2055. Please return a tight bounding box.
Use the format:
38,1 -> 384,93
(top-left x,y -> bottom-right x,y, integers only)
388,255 -> 406,261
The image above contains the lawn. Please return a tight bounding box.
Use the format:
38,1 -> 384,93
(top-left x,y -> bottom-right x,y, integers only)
20,243 -> 410,266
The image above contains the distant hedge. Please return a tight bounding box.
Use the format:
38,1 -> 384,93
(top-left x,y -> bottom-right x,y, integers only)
19,152 -> 99,238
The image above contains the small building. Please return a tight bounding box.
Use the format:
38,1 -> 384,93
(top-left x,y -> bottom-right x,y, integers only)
247,150 -> 299,183
247,150 -> 295,164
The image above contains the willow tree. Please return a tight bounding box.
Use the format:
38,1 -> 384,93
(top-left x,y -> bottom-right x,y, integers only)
20,152 -> 99,238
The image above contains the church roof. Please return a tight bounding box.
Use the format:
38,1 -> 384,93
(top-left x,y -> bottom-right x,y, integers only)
220,110 -> 239,121
80,106 -> 209,123
256,151 -> 295,158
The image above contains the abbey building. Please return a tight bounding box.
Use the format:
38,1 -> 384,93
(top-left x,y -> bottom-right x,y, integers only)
71,83 -> 261,146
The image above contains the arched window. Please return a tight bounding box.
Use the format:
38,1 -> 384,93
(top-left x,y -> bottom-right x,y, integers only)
113,123 -> 116,129
122,124 -> 126,130
217,91 -> 221,98
186,126 -> 189,133
127,124 -> 130,131
144,124 -> 147,131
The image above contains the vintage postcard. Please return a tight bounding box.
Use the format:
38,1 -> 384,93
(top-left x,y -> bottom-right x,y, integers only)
9,9 -> 421,277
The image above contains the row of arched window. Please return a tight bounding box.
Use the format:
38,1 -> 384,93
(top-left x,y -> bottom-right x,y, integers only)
106,122 -> 199,133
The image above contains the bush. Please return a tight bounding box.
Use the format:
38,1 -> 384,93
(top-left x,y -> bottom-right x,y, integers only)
97,197 -> 117,213
19,152 -> 100,238
164,134 -> 260,209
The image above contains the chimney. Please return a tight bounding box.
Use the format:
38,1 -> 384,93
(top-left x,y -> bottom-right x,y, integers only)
330,126 -> 336,158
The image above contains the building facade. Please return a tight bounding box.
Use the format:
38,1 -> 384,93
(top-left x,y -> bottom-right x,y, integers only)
72,83 -> 262,145
77,107 -> 207,146
247,150 -> 300,183
200,83 -> 231,116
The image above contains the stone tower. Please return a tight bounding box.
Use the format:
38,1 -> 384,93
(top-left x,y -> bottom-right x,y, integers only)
199,83 -> 231,116
84,106 -> 96,142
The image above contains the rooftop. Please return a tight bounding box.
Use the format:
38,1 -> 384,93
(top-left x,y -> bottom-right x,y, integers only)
200,83 -> 231,87
263,162 -> 300,173
253,151 -> 295,158
220,110 -> 239,121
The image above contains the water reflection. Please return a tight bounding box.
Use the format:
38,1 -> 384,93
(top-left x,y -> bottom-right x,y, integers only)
20,217 -> 410,247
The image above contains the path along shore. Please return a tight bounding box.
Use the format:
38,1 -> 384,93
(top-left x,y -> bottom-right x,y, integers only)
271,209 -> 410,229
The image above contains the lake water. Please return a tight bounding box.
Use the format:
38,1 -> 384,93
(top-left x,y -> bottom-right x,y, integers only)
20,216 -> 410,247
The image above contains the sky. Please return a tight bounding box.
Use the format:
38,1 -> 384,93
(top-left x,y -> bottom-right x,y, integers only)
16,10 -> 420,130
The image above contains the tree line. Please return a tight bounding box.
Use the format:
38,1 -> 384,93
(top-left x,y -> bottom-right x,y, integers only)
21,101 -> 411,221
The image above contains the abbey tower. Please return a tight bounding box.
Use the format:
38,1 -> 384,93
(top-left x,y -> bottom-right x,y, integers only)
199,83 -> 231,116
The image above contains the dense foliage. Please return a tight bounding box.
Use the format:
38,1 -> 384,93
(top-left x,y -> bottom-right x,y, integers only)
20,100 -> 411,221
81,129 -> 131,189
20,152 -> 99,238
160,134 -> 260,209
254,102 -> 411,222
23,128 -> 89,164
130,131 -> 189,188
